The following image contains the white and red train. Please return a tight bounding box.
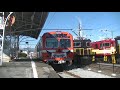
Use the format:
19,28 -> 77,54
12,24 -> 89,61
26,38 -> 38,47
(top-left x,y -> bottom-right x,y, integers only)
35,31 -> 74,65
91,38 -> 116,56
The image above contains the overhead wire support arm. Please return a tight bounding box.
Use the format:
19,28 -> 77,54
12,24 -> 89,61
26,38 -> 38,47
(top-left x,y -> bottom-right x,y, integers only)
8,28 -> 73,34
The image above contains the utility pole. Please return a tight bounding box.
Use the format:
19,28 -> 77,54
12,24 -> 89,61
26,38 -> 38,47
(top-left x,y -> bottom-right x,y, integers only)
71,22 -> 92,40
75,17 -> 93,40
77,23 -> 92,40
111,30 -> 114,39
76,16 -> 81,39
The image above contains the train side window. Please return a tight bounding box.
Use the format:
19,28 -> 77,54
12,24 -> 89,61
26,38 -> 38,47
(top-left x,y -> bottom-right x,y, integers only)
103,42 -> 110,47
100,43 -> 102,48
86,42 -> 90,47
0,17 -> 3,24
74,42 -> 81,47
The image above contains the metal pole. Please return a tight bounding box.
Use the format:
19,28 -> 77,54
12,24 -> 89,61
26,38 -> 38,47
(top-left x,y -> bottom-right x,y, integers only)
111,53 -> 116,76
10,19 -> 12,59
98,59 -> 102,72
88,49 -> 91,71
113,63 -> 114,73
111,31 -> 113,39
0,12 -> 13,66
0,12 -> 4,66
16,35 -> 19,59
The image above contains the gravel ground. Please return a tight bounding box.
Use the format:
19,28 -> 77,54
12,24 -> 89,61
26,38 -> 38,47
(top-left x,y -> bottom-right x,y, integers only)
58,63 -> 120,78
85,63 -> 120,78
67,68 -> 113,78
58,72 -> 75,78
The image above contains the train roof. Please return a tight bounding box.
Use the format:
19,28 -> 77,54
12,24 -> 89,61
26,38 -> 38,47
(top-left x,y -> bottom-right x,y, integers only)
92,38 -> 115,43
43,31 -> 72,35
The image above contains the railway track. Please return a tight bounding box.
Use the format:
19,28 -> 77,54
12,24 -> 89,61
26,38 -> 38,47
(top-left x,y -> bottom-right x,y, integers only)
42,60 -> 120,78
54,62 -> 118,78
49,63 -> 81,78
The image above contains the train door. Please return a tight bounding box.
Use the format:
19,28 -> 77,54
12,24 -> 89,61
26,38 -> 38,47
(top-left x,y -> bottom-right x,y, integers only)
74,48 -> 84,55
79,48 -> 84,55
115,38 -> 120,55
114,37 -> 120,63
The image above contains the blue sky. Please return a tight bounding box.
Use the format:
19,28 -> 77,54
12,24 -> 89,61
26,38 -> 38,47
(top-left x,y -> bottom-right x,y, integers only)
20,12 -> 120,49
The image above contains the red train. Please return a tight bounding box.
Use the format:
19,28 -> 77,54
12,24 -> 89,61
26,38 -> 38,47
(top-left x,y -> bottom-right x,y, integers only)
35,31 -> 74,65
90,38 -> 116,63
91,38 -> 116,56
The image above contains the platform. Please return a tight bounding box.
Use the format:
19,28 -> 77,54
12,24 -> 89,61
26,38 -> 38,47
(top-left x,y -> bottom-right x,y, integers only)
0,61 -> 60,78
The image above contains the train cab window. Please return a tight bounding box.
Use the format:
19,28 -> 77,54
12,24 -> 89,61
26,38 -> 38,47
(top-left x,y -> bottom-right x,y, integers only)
103,42 -> 110,47
100,43 -> 102,48
86,42 -> 90,47
74,42 -> 81,47
117,40 -> 120,46
60,39 -> 71,48
46,38 -> 58,48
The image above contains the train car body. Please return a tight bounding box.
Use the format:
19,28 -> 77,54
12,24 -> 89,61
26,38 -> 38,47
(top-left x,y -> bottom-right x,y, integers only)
74,38 -> 92,56
36,31 -> 74,64
90,38 -> 116,63
78,36 -> 120,64
73,37 -> 93,65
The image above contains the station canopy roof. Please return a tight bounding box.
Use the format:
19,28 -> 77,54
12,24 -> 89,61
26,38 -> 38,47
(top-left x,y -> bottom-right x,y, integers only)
4,12 -> 49,39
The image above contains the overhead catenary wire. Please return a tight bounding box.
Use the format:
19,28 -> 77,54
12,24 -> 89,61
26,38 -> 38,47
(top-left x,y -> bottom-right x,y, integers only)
38,12 -> 56,38
44,12 -> 56,29
7,28 -> 73,34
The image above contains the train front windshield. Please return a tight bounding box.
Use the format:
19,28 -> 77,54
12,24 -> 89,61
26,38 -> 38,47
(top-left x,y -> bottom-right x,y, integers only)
46,38 -> 71,48
46,38 -> 58,48
60,39 -> 71,48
